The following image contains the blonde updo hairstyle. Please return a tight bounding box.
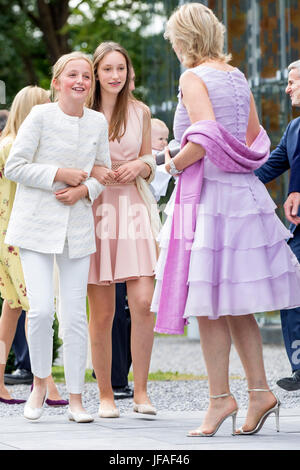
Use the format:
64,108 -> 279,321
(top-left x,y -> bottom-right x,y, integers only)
0,85 -> 49,141
164,3 -> 231,68
51,51 -> 95,104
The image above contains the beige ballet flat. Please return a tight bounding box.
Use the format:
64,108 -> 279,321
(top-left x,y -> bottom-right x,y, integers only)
133,402 -> 157,415
67,408 -> 94,423
98,406 -> 120,418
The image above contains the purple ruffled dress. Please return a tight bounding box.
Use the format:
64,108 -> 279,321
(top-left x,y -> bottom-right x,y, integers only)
151,66 -> 300,321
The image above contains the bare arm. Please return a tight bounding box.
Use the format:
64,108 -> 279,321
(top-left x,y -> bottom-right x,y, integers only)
246,92 -> 261,147
115,104 -> 152,183
138,104 -> 153,179
166,72 -> 214,172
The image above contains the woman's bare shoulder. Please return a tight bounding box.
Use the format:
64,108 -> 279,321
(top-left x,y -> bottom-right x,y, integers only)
131,99 -> 151,118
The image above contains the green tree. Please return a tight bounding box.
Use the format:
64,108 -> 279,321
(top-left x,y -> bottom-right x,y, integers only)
0,0 -> 180,108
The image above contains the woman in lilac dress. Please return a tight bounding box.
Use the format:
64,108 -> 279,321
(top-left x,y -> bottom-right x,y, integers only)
151,3 -> 300,437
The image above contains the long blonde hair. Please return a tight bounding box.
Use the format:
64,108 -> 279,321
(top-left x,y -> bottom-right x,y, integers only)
50,51 -> 95,104
89,41 -> 134,141
165,3 -> 231,68
0,86 -> 49,141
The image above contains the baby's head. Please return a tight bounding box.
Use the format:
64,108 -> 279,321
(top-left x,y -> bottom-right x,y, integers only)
151,118 -> 169,151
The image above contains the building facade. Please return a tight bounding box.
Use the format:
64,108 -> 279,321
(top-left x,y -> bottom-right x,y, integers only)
144,0 -> 300,215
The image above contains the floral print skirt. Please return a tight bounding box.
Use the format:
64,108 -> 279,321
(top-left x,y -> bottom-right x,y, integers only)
0,239 -> 29,310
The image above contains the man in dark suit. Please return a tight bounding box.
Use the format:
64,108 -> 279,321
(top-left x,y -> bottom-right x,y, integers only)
255,60 -> 300,391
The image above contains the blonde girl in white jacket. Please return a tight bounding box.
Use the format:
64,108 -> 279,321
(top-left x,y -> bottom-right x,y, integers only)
4,52 -> 111,422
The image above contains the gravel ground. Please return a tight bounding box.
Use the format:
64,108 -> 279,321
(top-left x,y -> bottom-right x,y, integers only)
1,336 -> 299,417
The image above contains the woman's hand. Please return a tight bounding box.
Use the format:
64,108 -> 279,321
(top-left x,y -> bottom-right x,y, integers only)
114,160 -> 146,184
55,185 -> 88,205
54,168 -> 88,187
91,165 -> 116,185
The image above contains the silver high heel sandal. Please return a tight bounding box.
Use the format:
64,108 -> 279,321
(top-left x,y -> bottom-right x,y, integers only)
187,393 -> 238,437
235,388 -> 280,435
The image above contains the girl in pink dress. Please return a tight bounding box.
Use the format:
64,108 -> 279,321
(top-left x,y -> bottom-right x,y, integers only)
88,42 -> 159,418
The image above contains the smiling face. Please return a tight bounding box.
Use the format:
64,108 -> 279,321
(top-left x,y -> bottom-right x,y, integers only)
96,51 -> 128,97
52,59 -> 92,105
286,68 -> 300,107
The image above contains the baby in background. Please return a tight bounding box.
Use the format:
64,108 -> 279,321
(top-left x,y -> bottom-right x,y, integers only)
151,118 -> 169,154
150,118 -> 172,201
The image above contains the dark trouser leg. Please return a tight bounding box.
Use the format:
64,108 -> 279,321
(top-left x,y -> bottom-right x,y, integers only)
280,308 -> 300,372
11,311 -> 31,372
282,229 -> 300,372
276,228 -> 300,390
4,310 -> 33,385
111,283 -> 132,388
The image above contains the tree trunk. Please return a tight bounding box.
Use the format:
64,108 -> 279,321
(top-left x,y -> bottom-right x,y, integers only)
21,54 -> 39,84
24,0 -> 71,64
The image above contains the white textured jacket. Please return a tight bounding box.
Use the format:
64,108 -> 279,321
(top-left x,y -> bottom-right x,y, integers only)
5,102 -> 111,258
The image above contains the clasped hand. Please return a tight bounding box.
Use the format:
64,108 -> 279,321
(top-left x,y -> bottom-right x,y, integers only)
54,161 -> 145,206
91,160 -> 143,185
54,168 -> 88,205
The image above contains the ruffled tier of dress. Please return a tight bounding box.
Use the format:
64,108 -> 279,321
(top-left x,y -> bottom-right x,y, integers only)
151,162 -> 300,319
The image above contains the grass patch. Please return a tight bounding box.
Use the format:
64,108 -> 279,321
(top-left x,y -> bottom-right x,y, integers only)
51,366 -> 244,383
52,366 -> 205,383
129,370 -> 206,381
51,366 -> 97,383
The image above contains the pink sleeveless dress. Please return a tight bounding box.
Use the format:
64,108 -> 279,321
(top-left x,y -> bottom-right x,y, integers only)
151,66 -> 300,319
88,102 -> 157,285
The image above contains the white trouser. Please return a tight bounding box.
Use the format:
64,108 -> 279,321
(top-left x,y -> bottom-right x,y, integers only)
19,245 -> 90,394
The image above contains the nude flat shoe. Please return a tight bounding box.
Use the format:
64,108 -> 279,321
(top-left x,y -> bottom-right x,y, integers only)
98,406 -> 120,418
67,407 -> 94,423
133,402 -> 157,415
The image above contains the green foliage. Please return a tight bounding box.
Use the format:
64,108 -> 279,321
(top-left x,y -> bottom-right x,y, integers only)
0,0 -> 50,106
5,350 -> 16,374
0,0 -> 180,120
52,315 -> 63,365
